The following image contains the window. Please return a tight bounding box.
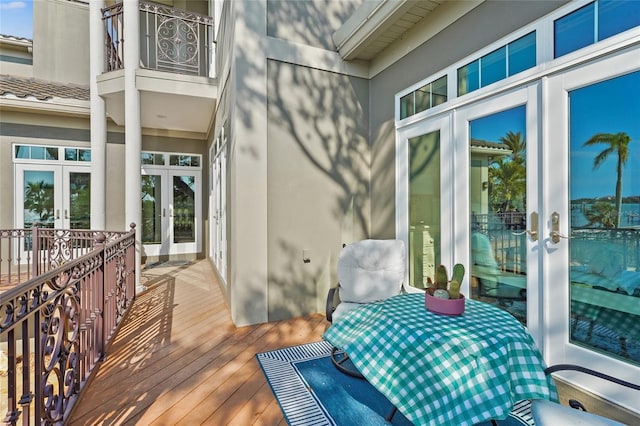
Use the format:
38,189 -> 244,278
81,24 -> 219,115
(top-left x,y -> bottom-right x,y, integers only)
568,71 -> 640,363
65,148 -> 91,162
14,145 -> 92,162
141,152 -> 166,165
554,3 -> 595,58
400,76 -> 447,120
458,32 -> 536,96
409,131 -> 441,288
169,154 -> 201,167
555,0 -> 640,58
599,0 -> 640,39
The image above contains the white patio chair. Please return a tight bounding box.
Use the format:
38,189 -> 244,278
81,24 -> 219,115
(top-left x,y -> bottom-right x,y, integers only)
531,365 -> 640,426
325,239 -> 421,378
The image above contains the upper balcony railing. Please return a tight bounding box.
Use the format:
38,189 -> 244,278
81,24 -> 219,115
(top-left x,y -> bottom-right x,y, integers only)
0,225 -> 137,425
102,0 -> 214,77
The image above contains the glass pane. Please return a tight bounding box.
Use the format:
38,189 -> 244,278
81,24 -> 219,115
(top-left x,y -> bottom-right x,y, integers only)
65,148 -> 78,161
509,32 -> 536,76
46,147 -> 58,160
400,93 -> 414,119
458,60 -> 479,96
415,84 -> 431,114
170,155 -> 200,167
141,152 -> 165,165
173,175 -> 195,243
554,2 -> 595,58
408,131 -> 440,289
31,146 -> 45,160
470,106 -> 527,323
23,170 -> 55,228
598,0 -> 640,40
569,71 -> 640,364
141,175 -> 162,244
431,76 -> 447,107
79,149 -> 91,162
481,46 -> 506,87
69,172 -> 90,229
15,145 -> 30,159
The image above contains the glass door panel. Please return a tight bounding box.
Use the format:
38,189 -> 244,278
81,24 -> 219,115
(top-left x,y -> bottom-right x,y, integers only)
568,71 -> 640,364
172,175 -> 195,243
409,131 -> 441,288
67,172 -> 91,229
22,169 -> 57,229
142,167 -> 200,257
469,106 -> 528,323
141,174 -> 164,246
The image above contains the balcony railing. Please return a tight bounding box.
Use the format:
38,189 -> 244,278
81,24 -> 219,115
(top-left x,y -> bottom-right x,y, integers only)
102,1 -> 214,77
0,225 -> 137,425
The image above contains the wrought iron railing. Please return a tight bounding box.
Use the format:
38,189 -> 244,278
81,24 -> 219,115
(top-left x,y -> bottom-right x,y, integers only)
102,1 -> 214,77
571,228 -> 640,270
472,212 -> 528,274
0,225 -> 137,425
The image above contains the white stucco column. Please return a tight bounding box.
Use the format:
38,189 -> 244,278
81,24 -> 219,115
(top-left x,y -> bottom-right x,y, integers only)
89,0 -> 106,230
123,0 -> 143,292
230,0 -> 269,325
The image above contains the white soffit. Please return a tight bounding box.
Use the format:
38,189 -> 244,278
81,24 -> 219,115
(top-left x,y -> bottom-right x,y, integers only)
333,0 -> 446,61
334,0 -> 484,77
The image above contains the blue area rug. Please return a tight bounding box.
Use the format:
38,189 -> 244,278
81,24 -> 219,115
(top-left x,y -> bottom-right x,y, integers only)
256,340 -> 535,426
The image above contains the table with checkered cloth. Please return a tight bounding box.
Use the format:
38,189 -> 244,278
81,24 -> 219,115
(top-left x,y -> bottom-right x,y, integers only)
323,293 -> 557,426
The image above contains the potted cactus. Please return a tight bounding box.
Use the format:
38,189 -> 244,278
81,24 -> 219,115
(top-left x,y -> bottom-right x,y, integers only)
425,264 -> 466,315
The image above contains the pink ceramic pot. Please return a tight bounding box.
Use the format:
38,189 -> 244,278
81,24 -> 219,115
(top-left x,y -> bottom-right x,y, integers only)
425,292 -> 465,316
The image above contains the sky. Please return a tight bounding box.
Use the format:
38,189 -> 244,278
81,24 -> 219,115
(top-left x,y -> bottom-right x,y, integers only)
0,0 -> 33,38
569,71 -> 640,200
470,72 -> 639,201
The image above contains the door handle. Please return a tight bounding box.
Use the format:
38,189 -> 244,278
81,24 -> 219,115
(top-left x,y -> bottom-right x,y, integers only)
550,211 -> 569,243
65,209 -> 69,219
162,208 -> 166,217
56,209 -> 60,220
512,212 -> 538,241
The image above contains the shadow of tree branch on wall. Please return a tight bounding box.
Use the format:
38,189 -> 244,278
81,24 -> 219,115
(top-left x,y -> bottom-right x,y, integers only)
233,1 -> 372,321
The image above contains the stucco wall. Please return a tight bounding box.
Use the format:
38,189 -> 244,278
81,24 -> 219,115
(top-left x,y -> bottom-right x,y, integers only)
266,0 -> 363,50
32,0 -> 89,85
226,0 -> 366,325
266,59 -> 369,321
369,0 -> 567,238
0,111 -> 90,229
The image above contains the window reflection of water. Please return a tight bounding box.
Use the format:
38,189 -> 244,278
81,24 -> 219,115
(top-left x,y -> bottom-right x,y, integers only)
571,203 -> 640,228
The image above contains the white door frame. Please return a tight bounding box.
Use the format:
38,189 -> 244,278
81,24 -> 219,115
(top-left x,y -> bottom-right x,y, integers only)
454,84 -> 542,345
542,49 -> 639,408
396,113 -> 453,285
141,166 -> 202,257
15,163 -> 92,230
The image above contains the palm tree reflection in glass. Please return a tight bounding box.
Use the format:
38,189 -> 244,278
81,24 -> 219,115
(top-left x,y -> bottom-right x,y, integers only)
582,132 -> 632,228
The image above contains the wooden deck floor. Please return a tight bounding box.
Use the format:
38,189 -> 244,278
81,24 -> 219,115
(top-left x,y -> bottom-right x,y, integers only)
68,259 -> 327,425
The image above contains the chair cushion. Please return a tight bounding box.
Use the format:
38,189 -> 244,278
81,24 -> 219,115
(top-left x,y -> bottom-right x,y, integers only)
531,399 -> 625,426
337,239 -> 405,304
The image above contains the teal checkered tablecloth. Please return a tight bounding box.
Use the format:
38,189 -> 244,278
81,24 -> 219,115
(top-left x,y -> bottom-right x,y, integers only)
323,293 -> 557,426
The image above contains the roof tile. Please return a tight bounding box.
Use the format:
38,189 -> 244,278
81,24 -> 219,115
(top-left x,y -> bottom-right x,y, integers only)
0,75 -> 89,101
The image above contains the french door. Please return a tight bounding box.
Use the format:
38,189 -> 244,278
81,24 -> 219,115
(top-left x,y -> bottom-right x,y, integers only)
141,167 -> 201,257
398,48 -> 639,410
15,164 -> 91,231
456,85 -> 541,340
543,51 -> 639,400
396,114 -> 453,289
398,85 -> 541,338
210,144 -> 227,283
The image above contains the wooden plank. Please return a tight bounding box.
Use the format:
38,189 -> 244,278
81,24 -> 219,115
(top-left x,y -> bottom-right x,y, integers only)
67,259 -> 326,425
